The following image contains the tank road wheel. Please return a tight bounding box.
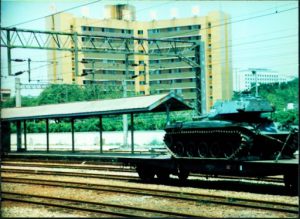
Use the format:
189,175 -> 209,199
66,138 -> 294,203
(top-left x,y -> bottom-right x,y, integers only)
174,141 -> 185,157
197,142 -> 208,158
284,173 -> 298,194
186,141 -> 195,157
210,141 -> 222,158
224,141 -> 236,159
177,168 -> 190,181
239,134 -> 253,157
136,165 -> 155,182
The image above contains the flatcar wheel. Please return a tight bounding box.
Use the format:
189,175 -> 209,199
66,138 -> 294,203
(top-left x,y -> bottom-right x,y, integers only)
156,170 -> 170,182
136,165 -> 155,182
177,168 -> 189,181
284,173 -> 298,194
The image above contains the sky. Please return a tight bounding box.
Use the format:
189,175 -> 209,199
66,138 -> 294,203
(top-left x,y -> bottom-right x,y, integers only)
0,0 -> 298,96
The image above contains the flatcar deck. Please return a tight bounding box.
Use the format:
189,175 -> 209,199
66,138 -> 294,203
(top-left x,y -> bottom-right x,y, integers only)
3,151 -> 298,165
3,151 -> 172,162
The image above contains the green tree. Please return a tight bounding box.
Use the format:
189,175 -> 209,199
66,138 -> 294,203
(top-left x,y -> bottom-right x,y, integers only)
83,84 -> 123,101
37,84 -> 84,105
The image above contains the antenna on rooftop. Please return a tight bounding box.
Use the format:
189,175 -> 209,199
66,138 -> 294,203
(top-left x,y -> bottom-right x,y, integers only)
149,10 -> 157,20
192,6 -> 200,16
80,6 -> 90,18
170,8 -> 178,19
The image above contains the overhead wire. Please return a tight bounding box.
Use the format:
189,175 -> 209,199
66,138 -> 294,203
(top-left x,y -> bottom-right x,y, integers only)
3,2 -> 297,88
5,0 -> 103,28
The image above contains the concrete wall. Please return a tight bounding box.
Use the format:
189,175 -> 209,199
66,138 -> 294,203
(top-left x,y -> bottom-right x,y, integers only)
10,130 -> 166,151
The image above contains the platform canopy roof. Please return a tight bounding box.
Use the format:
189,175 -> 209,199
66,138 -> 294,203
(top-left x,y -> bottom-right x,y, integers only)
1,93 -> 192,121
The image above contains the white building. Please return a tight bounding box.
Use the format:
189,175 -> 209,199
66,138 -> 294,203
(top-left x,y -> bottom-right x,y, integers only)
234,68 -> 288,91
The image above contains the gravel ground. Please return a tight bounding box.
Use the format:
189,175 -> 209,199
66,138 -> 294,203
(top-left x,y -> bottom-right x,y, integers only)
1,170 -> 298,218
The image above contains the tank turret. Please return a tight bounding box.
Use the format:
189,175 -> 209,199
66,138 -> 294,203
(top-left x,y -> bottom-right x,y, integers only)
164,96 -> 298,161
208,97 -> 274,121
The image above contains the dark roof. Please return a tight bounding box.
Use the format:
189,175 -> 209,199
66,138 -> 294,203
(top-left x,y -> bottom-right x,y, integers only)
1,93 -> 192,121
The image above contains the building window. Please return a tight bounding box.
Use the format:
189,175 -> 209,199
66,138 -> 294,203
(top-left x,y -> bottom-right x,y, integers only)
138,30 -> 143,34
149,29 -> 160,34
189,25 -> 201,30
208,22 -> 211,28
175,89 -> 182,95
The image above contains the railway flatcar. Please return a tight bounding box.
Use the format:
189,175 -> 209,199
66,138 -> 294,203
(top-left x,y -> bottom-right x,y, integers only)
135,94 -> 298,192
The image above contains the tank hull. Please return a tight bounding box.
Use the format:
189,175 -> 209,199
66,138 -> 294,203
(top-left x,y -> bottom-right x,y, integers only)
164,121 -> 298,161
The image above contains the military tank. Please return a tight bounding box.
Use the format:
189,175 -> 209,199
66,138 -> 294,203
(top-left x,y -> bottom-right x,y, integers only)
164,95 -> 298,161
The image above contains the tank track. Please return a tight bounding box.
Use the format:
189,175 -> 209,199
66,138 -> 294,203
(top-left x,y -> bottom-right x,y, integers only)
164,127 -> 255,160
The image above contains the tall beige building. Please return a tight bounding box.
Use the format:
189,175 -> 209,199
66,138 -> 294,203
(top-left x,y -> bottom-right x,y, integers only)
46,4 -> 232,112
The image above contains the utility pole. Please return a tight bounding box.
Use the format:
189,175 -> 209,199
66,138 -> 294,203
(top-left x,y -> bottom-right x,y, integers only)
92,61 -> 95,82
15,77 -> 21,107
92,60 -> 96,97
27,58 -> 31,82
123,53 -> 129,147
15,77 -> 22,152
194,43 -> 202,115
252,70 -> 258,97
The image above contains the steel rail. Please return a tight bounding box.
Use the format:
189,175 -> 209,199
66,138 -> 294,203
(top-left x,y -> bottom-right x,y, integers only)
3,191 -> 201,217
1,162 -> 134,172
1,161 -> 284,183
1,168 -> 138,181
3,176 -> 298,214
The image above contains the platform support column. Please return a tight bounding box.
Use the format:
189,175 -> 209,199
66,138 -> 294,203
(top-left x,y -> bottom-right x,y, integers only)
46,119 -> 49,152
165,104 -> 171,126
23,120 -> 27,151
131,113 -> 134,154
1,121 -> 11,155
99,116 -> 103,153
71,118 -> 75,152
16,121 -> 22,152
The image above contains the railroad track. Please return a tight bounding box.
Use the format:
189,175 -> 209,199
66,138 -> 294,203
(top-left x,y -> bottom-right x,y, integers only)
1,161 -> 133,172
2,161 -> 284,184
1,168 -> 138,181
3,176 -> 298,215
2,191 -> 199,218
